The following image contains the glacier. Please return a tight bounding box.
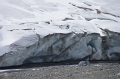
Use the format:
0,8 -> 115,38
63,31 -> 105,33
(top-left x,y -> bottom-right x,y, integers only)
0,30 -> 120,67
0,0 -> 120,67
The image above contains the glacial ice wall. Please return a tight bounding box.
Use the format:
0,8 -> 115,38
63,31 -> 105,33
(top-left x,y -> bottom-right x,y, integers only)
0,29 -> 120,67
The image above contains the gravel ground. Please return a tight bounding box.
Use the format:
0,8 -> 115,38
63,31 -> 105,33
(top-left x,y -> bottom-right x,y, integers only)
0,63 -> 120,79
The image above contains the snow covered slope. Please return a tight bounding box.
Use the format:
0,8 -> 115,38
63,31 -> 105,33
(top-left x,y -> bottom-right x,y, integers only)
0,0 -> 120,67
0,0 -> 120,47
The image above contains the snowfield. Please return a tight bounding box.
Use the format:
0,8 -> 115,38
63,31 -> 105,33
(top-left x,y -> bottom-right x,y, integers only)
0,0 -> 120,67
0,0 -> 120,47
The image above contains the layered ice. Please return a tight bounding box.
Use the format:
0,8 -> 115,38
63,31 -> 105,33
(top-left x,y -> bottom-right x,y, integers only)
0,0 -> 120,67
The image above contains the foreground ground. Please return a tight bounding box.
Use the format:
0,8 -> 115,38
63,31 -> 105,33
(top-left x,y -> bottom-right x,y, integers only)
0,63 -> 120,79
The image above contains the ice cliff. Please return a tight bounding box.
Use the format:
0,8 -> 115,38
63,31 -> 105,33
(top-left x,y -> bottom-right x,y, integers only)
0,30 -> 120,67
0,0 -> 120,67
